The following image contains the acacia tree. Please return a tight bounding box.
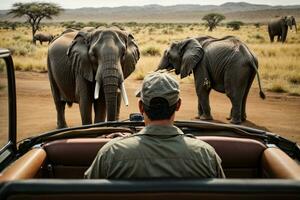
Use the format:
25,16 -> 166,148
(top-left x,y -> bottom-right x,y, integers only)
202,13 -> 225,31
8,2 -> 62,43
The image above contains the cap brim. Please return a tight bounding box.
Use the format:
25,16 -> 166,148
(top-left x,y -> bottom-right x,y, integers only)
135,88 -> 141,98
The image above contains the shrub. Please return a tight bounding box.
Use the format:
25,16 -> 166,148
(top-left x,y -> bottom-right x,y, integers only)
175,27 -> 184,32
162,29 -> 173,35
148,27 -> 155,33
254,23 -> 260,28
268,84 -> 287,93
254,34 -> 264,40
141,47 -> 161,56
288,75 -> 300,84
227,21 -> 244,30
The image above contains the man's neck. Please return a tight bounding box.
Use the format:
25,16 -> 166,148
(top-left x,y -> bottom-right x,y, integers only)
146,120 -> 173,126
144,114 -> 175,126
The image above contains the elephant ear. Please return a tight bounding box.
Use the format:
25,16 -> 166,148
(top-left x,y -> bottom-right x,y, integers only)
120,32 -> 140,79
281,16 -> 288,24
67,31 -> 94,82
291,16 -> 297,32
179,38 -> 204,79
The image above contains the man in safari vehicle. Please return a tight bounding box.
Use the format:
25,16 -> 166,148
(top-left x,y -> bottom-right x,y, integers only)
85,72 -> 225,179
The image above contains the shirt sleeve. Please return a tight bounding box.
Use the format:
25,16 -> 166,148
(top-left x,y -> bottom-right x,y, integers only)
215,154 -> 226,178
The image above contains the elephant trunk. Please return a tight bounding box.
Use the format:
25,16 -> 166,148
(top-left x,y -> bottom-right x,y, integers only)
104,81 -> 118,121
156,50 -> 171,71
94,59 -> 128,121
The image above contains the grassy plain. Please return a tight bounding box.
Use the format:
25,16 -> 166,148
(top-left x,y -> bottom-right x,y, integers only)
0,23 -> 299,95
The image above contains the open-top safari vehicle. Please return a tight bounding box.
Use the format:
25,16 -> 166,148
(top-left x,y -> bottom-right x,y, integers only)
0,48 -> 299,199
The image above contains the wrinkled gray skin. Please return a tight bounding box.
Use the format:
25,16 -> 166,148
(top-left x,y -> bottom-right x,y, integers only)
33,33 -> 54,45
268,16 -> 297,43
48,28 -> 140,128
157,36 -> 265,124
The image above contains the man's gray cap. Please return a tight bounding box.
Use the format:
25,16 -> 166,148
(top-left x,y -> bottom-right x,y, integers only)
136,71 -> 180,106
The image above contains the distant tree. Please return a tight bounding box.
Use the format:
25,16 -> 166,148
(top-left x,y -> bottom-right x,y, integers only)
202,13 -> 225,31
227,21 -> 244,30
8,2 -> 62,43
254,23 -> 260,28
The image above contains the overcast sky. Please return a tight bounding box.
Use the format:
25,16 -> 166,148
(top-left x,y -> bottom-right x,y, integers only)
1,0 -> 299,9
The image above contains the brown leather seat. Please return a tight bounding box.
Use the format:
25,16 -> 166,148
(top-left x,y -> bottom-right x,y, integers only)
43,136 -> 267,178
0,149 -> 46,181
1,136 -> 299,180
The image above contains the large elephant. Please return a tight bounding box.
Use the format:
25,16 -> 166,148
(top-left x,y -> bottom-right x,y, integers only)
47,27 -> 140,128
33,33 -> 54,45
157,36 -> 265,124
268,16 -> 297,43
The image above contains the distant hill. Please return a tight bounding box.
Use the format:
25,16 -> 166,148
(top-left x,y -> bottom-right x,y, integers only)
1,2 -> 299,23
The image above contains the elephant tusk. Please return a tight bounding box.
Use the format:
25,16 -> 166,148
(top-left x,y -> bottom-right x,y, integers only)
94,81 -> 100,100
120,82 -> 129,106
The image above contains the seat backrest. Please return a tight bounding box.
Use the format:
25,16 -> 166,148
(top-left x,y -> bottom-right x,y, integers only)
43,136 -> 267,178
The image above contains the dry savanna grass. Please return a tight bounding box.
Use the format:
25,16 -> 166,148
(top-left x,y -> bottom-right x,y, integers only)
0,23 -> 299,95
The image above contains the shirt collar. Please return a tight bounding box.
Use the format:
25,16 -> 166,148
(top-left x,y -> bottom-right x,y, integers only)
137,124 -> 184,136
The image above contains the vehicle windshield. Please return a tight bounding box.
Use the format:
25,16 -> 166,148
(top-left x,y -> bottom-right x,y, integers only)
0,0 -> 299,147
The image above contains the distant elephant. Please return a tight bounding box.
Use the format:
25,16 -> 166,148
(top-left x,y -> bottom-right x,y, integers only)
268,16 -> 297,43
157,36 -> 265,124
47,27 -> 140,128
33,33 -> 54,45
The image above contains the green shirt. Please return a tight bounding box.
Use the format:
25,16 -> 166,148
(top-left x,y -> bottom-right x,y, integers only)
84,125 -> 225,179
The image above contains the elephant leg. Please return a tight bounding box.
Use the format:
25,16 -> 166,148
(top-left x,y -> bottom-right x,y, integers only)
194,99 -> 204,119
225,65 -> 250,124
48,68 -> 68,129
40,41 -> 42,45
94,90 -> 106,123
241,70 -> 256,122
198,88 -> 213,120
79,97 -> 93,125
268,32 -> 274,42
229,98 -> 242,124
77,76 -> 93,125
55,100 -> 67,129
282,33 -> 287,43
277,35 -> 281,42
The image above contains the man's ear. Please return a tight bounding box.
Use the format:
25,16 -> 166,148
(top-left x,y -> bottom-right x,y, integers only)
176,99 -> 181,111
139,100 -> 144,114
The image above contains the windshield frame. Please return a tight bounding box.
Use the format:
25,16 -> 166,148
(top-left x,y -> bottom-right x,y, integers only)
0,48 -> 17,159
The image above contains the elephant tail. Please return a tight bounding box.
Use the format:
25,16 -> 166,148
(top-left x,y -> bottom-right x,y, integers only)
249,54 -> 266,100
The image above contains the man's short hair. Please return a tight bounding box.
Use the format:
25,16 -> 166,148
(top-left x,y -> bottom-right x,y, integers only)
143,97 -> 177,120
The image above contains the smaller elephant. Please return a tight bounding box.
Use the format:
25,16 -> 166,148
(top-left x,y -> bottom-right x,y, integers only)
268,16 -> 297,43
33,33 -> 54,45
157,36 -> 265,124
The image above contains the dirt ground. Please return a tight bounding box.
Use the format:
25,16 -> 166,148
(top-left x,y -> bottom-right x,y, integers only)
13,71 -> 300,143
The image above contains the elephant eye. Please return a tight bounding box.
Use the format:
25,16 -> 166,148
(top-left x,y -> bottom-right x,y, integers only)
89,49 -> 97,60
120,46 -> 126,59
